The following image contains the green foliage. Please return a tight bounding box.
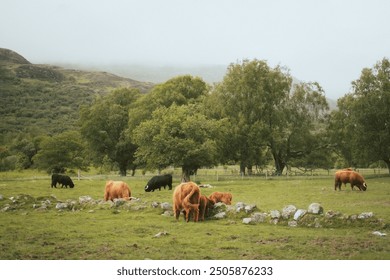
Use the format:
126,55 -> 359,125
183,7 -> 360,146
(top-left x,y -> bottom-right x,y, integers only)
133,104 -> 222,181
80,88 -> 141,176
0,51 -> 153,139
128,75 -> 208,131
209,59 -> 329,175
329,58 -> 390,173
33,130 -> 88,173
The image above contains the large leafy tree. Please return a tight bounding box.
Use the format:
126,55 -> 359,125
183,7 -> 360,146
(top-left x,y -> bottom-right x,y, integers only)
209,59 -> 329,175
133,104 -> 223,182
328,95 -> 356,167
128,75 -> 208,130
33,130 -> 88,173
333,58 -> 390,173
79,88 -> 140,176
271,82 -> 329,174
127,75 -> 210,169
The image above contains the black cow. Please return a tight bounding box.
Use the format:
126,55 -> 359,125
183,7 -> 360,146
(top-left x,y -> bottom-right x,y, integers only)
51,174 -> 74,188
144,174 -> 172,192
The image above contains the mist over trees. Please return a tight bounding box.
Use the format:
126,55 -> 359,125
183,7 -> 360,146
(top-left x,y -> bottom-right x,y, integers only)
1,54 -> 389,177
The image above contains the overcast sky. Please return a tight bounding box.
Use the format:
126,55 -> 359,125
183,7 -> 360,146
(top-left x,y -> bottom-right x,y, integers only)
1,0 -> 389,99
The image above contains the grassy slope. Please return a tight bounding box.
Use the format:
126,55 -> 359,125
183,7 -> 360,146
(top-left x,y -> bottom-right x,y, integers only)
0,172 -> 389,260
0,51 -> 153,136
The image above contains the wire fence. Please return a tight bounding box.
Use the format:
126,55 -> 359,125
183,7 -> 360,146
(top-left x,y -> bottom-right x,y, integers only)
0,167 -> 388,182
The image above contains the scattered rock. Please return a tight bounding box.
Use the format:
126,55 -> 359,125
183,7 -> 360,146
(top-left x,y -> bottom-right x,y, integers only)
251,212 -> 268,223
349,214 -> 358,221
244,204 -> 256,213
282,205 -> 297,219
288,220 -> 298,227
151,201 -> 159,208
358,212 -> 374,219
314,218 -> 322,228
113,198 -> 126,207
161,210 -> 173,217
308,203 -> 323,214
160,202 -> 171,211
294,209 -> 307,221
0,194 -> 3,200
270,210 -> 281,219
199,184 -> 213,188
242,218 -> 254,224
214,212 -> 226,219
235,202 -> 246,212
55,202 -> 69,210
372,231 -> 387,237
154,231 -> 169,238
1,205 -> 12,212
242,212 -> 268,224
79,196 -> 94,204
325,210 -> 340,218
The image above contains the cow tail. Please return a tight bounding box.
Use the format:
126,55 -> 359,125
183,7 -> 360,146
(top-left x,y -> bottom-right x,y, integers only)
183,184 -> 199,208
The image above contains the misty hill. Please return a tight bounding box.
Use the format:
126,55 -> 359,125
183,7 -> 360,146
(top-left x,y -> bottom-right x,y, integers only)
58,63 -> 228,85
0,48 -> 154,137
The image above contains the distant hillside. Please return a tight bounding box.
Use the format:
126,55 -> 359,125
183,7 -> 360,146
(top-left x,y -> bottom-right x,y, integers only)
63,62 -> 338,110
0,48 -> 30,64
0,48 -> 154,138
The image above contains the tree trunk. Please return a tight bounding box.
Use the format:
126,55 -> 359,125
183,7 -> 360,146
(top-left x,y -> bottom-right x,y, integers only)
119,163 -> 127,176
272,151 -> 285,176
130,166 -> 136,176
240,162 -> 246,176
247,165 -> 253,176
384,159 -> 390,175
181,167 -> 191,182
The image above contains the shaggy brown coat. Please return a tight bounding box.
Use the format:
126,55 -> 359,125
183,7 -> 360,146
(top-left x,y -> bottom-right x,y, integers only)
199,194 -> 214,221
104,181 -> 132,201
209,191 -> 233,205
334,170 -> 367,191
172,181 -> 201,222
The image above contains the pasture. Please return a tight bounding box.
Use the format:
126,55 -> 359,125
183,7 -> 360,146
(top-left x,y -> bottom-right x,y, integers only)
0,170 -> 389,260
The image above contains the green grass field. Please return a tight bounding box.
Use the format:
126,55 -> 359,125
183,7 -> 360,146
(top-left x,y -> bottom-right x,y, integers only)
0,170 -> 389,260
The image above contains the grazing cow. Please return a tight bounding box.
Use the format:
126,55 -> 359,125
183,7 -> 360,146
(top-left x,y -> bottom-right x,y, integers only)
104,181 -> 132,201
51,174 -> 74,188
209,192 -> 233,205
199,194 -> 214,221
144,174 -> 173,192
334,169 -> 367,191
172,181 -> 201,222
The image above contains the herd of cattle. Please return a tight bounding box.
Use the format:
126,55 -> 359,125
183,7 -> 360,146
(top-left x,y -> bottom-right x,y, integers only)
50,169 -> 368,222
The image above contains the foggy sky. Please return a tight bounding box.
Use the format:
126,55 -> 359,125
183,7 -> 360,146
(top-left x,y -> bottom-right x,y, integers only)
1,0 -> 389,99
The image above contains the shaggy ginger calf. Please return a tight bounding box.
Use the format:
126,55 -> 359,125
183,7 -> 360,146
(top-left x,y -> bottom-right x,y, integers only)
209,191 -> 233,205
199,194 -> 214,221
173,181 -> 201,222
104,181 -> 132,201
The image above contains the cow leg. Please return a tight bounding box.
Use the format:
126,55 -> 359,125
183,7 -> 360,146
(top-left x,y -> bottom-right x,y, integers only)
193,208 -> 199,222
184,209 -> 190,222
174,209 -> 181,221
